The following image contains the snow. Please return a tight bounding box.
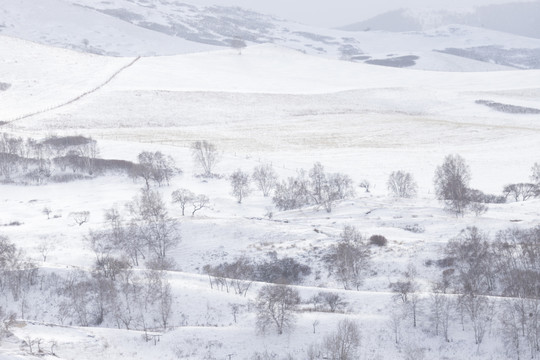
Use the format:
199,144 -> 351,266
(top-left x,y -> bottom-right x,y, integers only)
0,27 -> 540,360
0,0 -> 218,56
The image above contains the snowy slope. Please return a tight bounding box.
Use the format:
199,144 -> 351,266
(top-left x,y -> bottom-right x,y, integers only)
1,30 -> 540,360
341,2 -> 540,39
2,0 -> 540,71
0,0 -> 218,56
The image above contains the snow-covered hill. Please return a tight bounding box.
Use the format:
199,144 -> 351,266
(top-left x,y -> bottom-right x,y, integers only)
1,16 -> 540,360
1,0 -> 540,71
341,2 -> 540,39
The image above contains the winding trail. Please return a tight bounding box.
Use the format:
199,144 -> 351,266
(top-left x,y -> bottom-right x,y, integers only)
4,56 -> 141,125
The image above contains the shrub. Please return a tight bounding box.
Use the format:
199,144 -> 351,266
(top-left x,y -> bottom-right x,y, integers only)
369,234 -> 388,246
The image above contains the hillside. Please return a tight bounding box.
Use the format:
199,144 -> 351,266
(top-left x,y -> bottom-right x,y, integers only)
1,0 -> 540,71
341,2 -> 540,39
0,31 -> 540,360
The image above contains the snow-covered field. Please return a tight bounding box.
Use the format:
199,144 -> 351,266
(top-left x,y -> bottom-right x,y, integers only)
1,32 -> 540,360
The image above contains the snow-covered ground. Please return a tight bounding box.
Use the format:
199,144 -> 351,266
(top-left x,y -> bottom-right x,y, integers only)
1,34 -> 540,359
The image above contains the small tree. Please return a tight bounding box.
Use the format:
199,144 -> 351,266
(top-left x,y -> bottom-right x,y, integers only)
133,151 -> 175,188
252,163 -> 278,197
128,189 -> 180,268
359,179 -> 371,193
69,211 -> 90,226
230,169 -> 250,204
255,284 -> 300,335
324,226 -> 371,290
323,319 -> 362,360
434,154 -> 471,216
36,239 -> 55,262
229,37 -> 246,55
191,194 -> 209,216
387,170 -> 417,198
171,188 -> 195,216
191,140 -> 219,177
272,171 -> 310,211
42,207 -> 52,219
445,227 -> 493,296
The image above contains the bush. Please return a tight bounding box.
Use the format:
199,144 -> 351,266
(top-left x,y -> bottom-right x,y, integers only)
310,292 -> 348,312
369,234 -> 388,246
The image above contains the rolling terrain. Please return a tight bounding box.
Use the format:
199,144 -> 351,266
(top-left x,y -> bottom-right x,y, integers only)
0,6 -> 540,359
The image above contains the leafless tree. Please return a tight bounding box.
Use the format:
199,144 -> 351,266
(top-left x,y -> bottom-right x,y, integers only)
272,171 -> 311,210
230,169 -> 251,204
322,319 -> 362,360
308,163 -> 355,212
321,173 -> 355,213
191,194 -> 209,216
430,289 -> 452,342
42,207 -> 52,219
434,154 -> 471,216
171,188 -> 195,216
387,170 -> 417,198
133,151 -> 175,188
229,37 -> 246,55
36,239 -> 55,262
69,211 -> 90,226
252,163 -> 278,197
128,189 -> 180,268
358,179 -> 371,193
311,292 -> 348,313
191,140 -> 220,177
500,300 -> 525,360
324,226 -> 371,290
460,294 -> 493,346
255,284 -> 300,335
503,183 -> 539,202
390,264 -> 420,328
446,227 -> 494,296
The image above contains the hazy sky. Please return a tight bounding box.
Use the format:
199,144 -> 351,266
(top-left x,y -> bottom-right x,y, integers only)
187,0 -> 534,27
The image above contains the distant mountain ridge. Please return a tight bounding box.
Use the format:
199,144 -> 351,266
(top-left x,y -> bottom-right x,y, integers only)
340,2 -> 540,39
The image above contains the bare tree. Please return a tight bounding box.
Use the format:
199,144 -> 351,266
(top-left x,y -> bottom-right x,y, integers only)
252,163 -> 278,197
387,170 -> 417,198
191,194 -> 209,216
36,239 -> 55,262
500,300 -> 525,360
461,294 -> 493,346
322,319 -> 362,360
358,179 -> 371,193
128,189 -> 180,268
133,151 -> 175,188
503,183 -> 539,202
230,169 -> 251,204
324,226 -> 371,290
446,227 -> 494,296
311,292 -> 348,313
42,207 -> 52,219
255,284 -> 300,335
272,171 -> 311,210
434,154 -> 471,216
69,211 -> 90,226
229,37 -> 246,55
430,289 -> 452,342
390,264 -> 420,328
191,140 -> 220,177
171,188 -> 195,216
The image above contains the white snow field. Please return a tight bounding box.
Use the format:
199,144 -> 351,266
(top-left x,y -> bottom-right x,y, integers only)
0,34 -> 540,360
